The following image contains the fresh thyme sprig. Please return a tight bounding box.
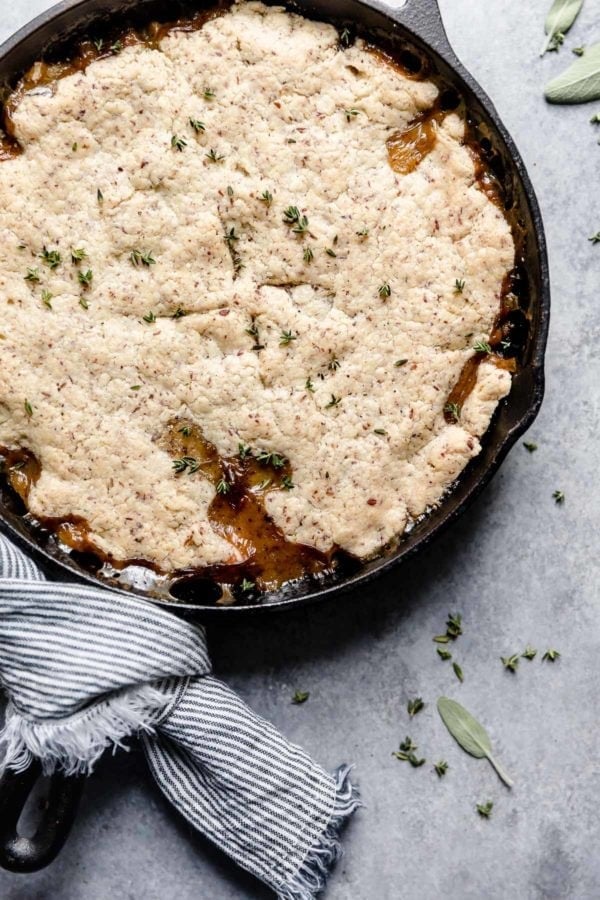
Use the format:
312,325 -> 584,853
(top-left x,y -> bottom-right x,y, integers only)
378,283 -> 391,299
501,654 -> 520,673
303,246 -> 314,263
542,649 -> 561,662
130,249 -> 156,267
522,645 -> 537,660
281,475 -> 294,490
40,247 -> 61,270
477,801 -> 493,818
454,278 -> 466,294
259,190 -> 273,206
172,456 -> 200,475
71,248 -> 87,263
189,118 -> 206,133
142,311 -> 156,324
553,490 -> 565,504
216,478 -> 231,495
407,698 -> 424,717
283,206 -> 309,234
292,690 -> 309,704
41,290 -> 53,309
523,441 -> 538,452
255,450 -> 286,469
434,761 -> 448,777
24,268 -> 40,283
444,402 -> 461,422
473,340 -> 492,354
206,148 -> 225,163
78,269 -> 93,288
280,330 -> 297,346
325,394 -> 341,408
344,107 -> 360,121
171,135 -> 187,152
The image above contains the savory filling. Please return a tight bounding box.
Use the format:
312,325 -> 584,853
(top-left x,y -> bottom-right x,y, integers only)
0,1 -> 516,595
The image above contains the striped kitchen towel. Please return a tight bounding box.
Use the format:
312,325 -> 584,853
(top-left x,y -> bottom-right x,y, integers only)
0,533 -> 359,898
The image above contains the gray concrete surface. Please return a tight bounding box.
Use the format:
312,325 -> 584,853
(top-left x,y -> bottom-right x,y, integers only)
1,0 -> 599,898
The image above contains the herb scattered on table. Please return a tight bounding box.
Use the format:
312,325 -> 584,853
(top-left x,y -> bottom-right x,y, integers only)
71,247 -> 87,262
378,283 -> 391,299
393,736 -> 425,767
545,41 -> 600,103
540,0 -> 584,57
189,118 -> 205,133
78,269 -> 93,288
523,441 -> 538,452
407,697 -> 424,717
280,330 -> 297,346
437,648 -> 452,661
259,190 -> 273,206
542,648 -> 561,661
437,697 -> 513,787
206,149 -> 225,163
454,278 -> 465,294
283,206 -> 309,235
476,801 -> 494,818
522,645 -> 538,660
501,654 -> 520,673
453,662 -> 464,683
292,690 -> 309,704
130,249 -> 156,267
434,761 -> 448,777
553,490 -> 565,504
173,456 -> 200,475
24,267 -> 40,283
589,232 -> 600,244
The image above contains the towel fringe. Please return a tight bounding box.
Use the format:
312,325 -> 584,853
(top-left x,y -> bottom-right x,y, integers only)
277,765 -> 361,900
0,685 -> 167,777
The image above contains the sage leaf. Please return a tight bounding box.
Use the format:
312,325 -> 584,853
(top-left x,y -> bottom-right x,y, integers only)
437,697 -> 513,788
540,0 -> 584,57
545,42 -> 600,103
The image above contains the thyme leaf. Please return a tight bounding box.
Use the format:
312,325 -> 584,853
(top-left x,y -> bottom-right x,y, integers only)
292,690 -> 309,704
407,697 -> 424,717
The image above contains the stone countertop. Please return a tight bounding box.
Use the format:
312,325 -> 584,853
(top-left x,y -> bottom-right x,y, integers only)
1,1 -> 599,898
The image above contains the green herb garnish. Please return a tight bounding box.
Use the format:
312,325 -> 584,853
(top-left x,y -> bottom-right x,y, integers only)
378,283 -> 391,299
446,612 -> 463,638
142,311 -> 157,323
434,761 -> 448,777
553,490 -> 565,504
437,697 -> 513,787
171,307 -> 187,319
280,330 -> 297,346
216,478 -> 231,495
374,428 -> 387,436
326,394 -> 341,408
473,340 -> 492,354
172,456 -> 200,475
542,648 -> 561,661
41,290 -> 53,309
344,107 -> 360,121
241,578 -> 255,592
325,248 -> 337,257
259,190 -> 273,206
356,227 -> 369,238
189,118 -> 206,133
97,188 -> 104,203
203,87 -> 216,100
130,249 -> 156,267
238,442 -> 252,459
171,134 -> 187,152
437,647 -> 452,661
454,278 -> 466,294
78,269 -> 93,287
24,399 -> 33,417
523,441 -> 538,452
303,246 -> 314,263
256,450 -> 286,469
477,801 -> 493,818
589,232 -> 600,244
24,267 -> 40,283
281,475 -> 294,490
179,426 -> 192,437
79,297 -> 89,310
283,206 -> 309,234
444,402 -> 461,422
394,359 -> 408,368
40,247 -> 61,270
522,645 -> 537,660
206,148 -> 225,163
71,248 -> 87,262
305,376 -> 315,392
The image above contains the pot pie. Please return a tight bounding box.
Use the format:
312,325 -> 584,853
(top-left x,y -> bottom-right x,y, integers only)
0,2 -> 517,598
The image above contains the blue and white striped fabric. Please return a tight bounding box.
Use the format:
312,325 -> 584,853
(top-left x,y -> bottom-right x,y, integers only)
0,534 -> 359,898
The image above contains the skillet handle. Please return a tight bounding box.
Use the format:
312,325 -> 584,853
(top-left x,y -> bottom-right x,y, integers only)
0,761 -> 83,872
381,0 -> 458,62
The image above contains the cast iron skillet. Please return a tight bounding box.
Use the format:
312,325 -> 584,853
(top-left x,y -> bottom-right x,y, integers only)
0,0 -> 550,875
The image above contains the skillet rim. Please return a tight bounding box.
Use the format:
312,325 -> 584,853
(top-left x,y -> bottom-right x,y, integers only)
0,0 -> 550,617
